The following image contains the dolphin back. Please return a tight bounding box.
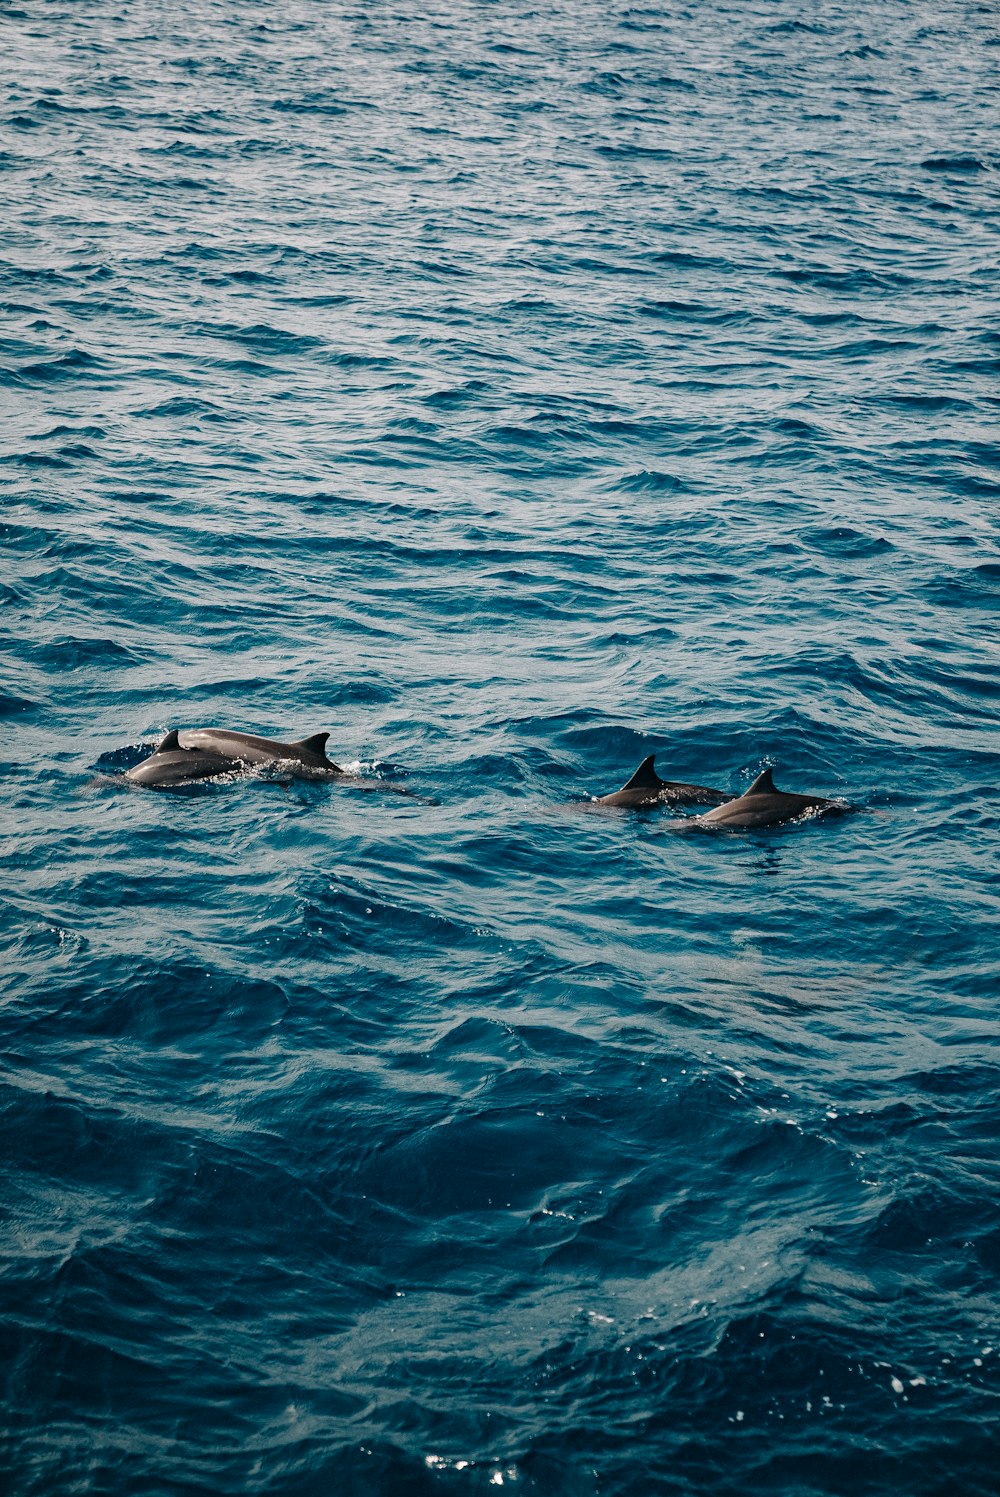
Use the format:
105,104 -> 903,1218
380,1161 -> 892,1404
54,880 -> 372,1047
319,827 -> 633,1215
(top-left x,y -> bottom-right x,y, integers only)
177,728 -> 341,771
124,744 -> 240,786
699,767 -> 845,828
596,754 -> 730,808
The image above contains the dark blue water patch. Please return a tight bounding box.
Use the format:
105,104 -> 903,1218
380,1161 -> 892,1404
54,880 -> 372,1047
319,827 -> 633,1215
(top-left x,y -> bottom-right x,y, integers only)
16,94 -> 131,125
945,352 -> 1000,377
637,297 -> 752,327
776,264 -> 915,294
201,265 -> 280,285
766,17 -> 829,32
217,321 -> 327,356
20,954 -> 293,1051
864,1181 -> 997,1267
0,264 -> 74,294
870,391 -> 976,414
421,380 -> 494,410
0,333 -> 52,362
2,450 -> 74,470
640,71 -> 696,93
95,741 -> 157,774
210,673 -> 402,713
270,94 -> 353,118
202,353 -> 283,378
56,442 -> 101,461
608,470 -> 691,494
800,526 -> 893,559
36,635 -> 143,671
7,112 -> 46,131
921,566 -> 1000,614
921,155 -> 990,173
580,70 -> 630,97
481,419 -> 583,454
14,557 -> 193,627
134,395 -> 232,421
0,689 -> 36,717
6,347 -> 106,386
297,876 -> 485,963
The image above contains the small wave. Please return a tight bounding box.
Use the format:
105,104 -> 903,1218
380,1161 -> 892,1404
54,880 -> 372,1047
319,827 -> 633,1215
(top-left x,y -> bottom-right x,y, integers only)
202,266 -> 280,286
3,450 -> 72,470
801,525 -> 894,559
133,395 -> 230,420
11,348 -> 105,385
221,322 -> 325,355
272,94 -> 350,117
44,636 -> 141,669
423,380 -> 493,409
766,18 -> 828,33
610,469 -> 690,494
0,689 -> 36,717
921,155 -> 989,172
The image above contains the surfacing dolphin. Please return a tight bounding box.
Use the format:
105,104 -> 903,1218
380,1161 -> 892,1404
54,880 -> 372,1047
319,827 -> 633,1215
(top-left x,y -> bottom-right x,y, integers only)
125,728 -> 345,788
694,767 -> 848,829
594,754 -> 732,809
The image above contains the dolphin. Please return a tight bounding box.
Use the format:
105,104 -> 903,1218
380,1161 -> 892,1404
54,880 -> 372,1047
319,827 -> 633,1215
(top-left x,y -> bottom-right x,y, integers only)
171,728 -> 339,771
124,728 -> 343,787
594,754 -> 732,809
695,767 -> 847,829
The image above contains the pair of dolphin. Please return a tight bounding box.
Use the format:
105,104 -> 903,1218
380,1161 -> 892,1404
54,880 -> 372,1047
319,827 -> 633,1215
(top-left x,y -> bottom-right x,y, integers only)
125,728 -> 351,787
595,754 -> 848,828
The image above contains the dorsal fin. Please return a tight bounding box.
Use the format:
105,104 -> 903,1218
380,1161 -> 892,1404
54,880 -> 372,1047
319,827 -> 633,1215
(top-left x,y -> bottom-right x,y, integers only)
746,767 -> 776,795
619,754 -> 664,792
156,729 -> 181,752
294,731 -> 329,755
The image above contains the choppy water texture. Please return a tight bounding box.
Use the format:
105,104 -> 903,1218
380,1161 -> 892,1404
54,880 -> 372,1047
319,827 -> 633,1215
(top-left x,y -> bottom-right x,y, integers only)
3,0 -> 1000,1492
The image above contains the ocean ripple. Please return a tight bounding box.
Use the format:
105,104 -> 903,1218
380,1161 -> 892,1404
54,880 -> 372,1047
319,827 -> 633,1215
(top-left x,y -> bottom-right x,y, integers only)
3,0 -> 1000,1494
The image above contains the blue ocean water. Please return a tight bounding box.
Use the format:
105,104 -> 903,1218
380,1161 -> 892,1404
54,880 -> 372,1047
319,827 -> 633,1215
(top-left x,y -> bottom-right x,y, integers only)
2,0 -> 1000,1491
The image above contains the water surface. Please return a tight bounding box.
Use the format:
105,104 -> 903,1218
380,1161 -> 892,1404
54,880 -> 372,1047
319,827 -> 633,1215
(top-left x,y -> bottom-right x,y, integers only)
2,1 -> 1000,1493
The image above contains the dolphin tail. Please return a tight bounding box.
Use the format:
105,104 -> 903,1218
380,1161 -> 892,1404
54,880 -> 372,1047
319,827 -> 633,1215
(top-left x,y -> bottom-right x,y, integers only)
618,754 -> 665,792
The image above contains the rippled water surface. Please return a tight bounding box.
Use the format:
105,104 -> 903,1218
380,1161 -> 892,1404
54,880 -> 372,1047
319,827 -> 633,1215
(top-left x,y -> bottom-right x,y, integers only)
3,1 -> 1000,1492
